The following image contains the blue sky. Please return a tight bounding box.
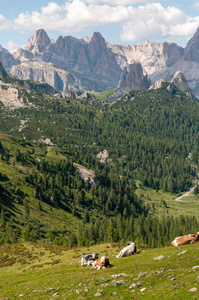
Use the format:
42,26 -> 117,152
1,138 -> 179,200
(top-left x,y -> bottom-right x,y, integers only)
1,0 -> 199,52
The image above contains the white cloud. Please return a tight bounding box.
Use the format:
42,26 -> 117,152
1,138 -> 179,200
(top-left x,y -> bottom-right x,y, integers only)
0,14 -> 11,31
120,3 -> 199,42
3,40 -> 20,53
1,1 -> 198,45
13,0 -> 131,33
77,0 -> 156,4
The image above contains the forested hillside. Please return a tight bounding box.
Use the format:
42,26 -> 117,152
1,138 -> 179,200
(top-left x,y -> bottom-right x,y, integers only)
0,74 -> 199,248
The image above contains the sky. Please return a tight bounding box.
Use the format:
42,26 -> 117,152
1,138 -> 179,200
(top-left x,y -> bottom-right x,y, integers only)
1,0 -> 199,52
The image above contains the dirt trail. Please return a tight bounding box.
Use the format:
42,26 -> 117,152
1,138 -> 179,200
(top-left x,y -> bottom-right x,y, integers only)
175,185 -> 197,202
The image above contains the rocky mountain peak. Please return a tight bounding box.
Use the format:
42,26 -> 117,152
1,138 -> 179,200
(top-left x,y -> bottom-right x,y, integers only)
118,62 -> 151,91
167,71 -> 193,98
25,29 -> 51,53
184,26 -> 199,62
149,78 -> 166,90
89,32 -> 107,51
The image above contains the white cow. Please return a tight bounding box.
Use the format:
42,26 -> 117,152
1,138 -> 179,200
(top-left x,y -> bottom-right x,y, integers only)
116,241 -> 136,258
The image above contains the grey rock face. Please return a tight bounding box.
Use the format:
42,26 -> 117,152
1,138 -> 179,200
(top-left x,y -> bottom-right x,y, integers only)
118,62 -> 151,91
0,61 -> 7,77
11,62 -> 113,92
0,46 -> 20,71
184,27 -> 199,62
163,42 -> 184,67
25,29 -> 51,53
167,71 -> 193,98
13,30 -> 122,91
6,27 -> 199,96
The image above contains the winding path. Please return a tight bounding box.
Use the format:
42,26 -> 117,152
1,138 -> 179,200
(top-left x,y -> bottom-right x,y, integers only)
175,185 -> 197,202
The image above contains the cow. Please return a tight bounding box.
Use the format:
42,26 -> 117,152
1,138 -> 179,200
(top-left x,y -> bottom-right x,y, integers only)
91,256 -> 110,269
116,241 -> 137,258
77,252 -> 99,266
171,233 -> 199,246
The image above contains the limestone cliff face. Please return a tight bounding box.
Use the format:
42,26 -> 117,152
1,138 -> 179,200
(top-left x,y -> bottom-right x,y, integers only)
13,30 -> 122,91
0,61 -> 7,77
25,29 -> 51,54
11,61 -> 113,92
8,27 -> 199,96
118,62 -> 151,91
167,71 -> 193,98
0,46 -> 20,71
184,27 -> 199,63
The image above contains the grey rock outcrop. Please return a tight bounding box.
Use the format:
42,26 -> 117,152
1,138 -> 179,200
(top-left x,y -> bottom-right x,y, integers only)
13,30 -> 122,91
184,27 -> 199,62
167,71 -> 193,98
6,27 -> 199,97
149,78 -> 166,90
118,62 -> 151,91
0,61 -> 7,77
0,46 -> 20,71
25,29 -> 51,54
11,61 -> 112,92
163,42 -> 184,67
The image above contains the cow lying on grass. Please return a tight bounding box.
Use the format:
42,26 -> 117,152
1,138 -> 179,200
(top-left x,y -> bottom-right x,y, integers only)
116,241 -> 137,258
171,233 -> 199,246
91,256 -> 110,269
77,252 -> 99,266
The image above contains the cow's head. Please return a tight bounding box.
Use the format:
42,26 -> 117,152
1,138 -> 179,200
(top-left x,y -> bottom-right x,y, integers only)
127,241 -> 134,245
92,253 -> 99,259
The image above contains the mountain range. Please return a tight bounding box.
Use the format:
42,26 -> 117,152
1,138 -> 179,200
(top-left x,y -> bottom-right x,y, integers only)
1,28 -> 199,97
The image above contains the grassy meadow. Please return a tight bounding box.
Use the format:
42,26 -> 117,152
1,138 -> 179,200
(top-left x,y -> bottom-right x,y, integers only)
0,242 -> 198,299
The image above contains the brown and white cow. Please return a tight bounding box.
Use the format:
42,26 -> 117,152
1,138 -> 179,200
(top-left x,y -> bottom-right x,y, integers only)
91,256 -> 110,269
171,233 -> 199,246
116,241 -> 137,258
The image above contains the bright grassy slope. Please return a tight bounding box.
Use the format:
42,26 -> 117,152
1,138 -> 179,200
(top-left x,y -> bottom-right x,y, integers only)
0,242 -> 198,299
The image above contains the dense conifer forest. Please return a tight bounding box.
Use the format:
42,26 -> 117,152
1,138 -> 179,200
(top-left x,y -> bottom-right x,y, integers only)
0,79 -> 199,247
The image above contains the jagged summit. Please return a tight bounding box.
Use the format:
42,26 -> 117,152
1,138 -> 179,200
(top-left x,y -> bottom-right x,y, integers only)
2,27 -> 199,96
25,29 -> 51,53
118,62 -> 151,91
167,71 -> 193,98
184,26 -> 199,62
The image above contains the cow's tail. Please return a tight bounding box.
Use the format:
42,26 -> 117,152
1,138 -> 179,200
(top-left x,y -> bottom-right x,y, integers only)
75,252 -> 83,257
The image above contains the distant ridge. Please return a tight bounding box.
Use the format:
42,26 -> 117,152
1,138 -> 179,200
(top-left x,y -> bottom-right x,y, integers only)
0,28 -> 199,96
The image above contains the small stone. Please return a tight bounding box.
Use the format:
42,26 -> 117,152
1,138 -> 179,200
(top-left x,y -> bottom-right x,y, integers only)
111,273 -> 127,278
197,276 -> 199,281
189,287 -> 197,292
94,292 -> 102,297
76,289 -> 80,294
101,284 -> 109,288
138,272 -> 147,278
137,281 -> 143,286
84,287 -> 89,292
171,278 -> 176,281
112,292 -> 118,296
131,289 -> 136,293
153,255 -> 164,261
192,266 -> 199,270
159,268 -> 165,273
140,288 -> 147,292
18,295 -> 24,298
177,250 -> 187,256
129,283 -> 136,289
52,292 -> 59,298
45,288 -> 54,293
